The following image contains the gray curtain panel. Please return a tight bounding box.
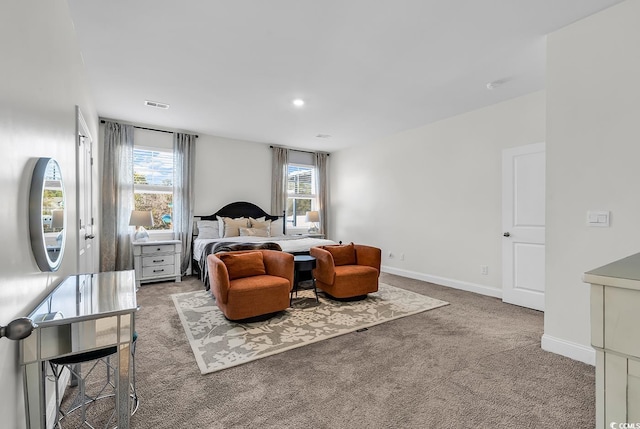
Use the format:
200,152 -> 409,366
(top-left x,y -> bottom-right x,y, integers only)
173,132 -> 196,275
270,146 -> 289,216
100,121 -> 134,271
315,152 -> 329,236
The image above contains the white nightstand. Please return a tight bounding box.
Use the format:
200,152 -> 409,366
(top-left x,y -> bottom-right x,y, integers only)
303,233 -> 325,238
132,239 -> 182,288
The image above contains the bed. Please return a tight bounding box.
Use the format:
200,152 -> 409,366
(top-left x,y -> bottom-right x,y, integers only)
193,201 -> 337,289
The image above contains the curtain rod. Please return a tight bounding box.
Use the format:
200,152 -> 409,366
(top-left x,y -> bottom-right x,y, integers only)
269,145 -> 330,156
100,119 -> 199,138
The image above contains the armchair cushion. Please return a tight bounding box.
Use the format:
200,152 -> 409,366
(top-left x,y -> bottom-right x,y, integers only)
325,242 -> 357,266
219,251 -> 266,280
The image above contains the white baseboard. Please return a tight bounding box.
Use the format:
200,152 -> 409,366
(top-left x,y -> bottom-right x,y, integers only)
381,265 -> 502,299
541,334 -> 595,366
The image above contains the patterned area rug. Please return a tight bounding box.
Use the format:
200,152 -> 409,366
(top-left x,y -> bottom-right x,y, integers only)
171,283 -> 448,374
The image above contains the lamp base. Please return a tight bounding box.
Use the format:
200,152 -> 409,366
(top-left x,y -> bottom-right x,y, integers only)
134,226 -> 149,242
307,224 -> 319,234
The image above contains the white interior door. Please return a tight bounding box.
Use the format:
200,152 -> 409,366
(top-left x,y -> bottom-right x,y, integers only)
76,107 -> 95,273
502,142 -> 545,311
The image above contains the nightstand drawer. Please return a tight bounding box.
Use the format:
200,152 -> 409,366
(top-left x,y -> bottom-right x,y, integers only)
142,254 -> 175,267
141,244 -> 176,254
142,264 -> 175,278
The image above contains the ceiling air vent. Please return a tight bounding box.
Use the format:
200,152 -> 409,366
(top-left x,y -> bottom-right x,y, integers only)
144,100 -> 170,109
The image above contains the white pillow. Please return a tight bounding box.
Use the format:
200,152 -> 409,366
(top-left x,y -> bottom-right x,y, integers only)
270,218 -> 285,237
197,220 -> 219,239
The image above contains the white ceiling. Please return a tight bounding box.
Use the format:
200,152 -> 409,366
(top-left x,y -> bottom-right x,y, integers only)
67,0 -> 622,153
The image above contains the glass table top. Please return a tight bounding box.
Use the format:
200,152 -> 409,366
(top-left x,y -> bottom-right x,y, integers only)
29,270 -> 137,324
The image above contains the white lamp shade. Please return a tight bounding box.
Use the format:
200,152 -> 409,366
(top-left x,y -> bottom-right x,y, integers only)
129,210 -> 154,227
305,211 -> 320,222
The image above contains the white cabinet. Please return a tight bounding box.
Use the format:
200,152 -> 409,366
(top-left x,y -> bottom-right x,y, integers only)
132,239 -> 182,288
584,252 -> 640,428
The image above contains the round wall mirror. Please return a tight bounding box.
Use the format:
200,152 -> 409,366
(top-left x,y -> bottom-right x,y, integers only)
29,158 -> 66,271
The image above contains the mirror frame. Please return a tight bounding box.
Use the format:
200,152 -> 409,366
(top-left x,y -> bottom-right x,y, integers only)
29,157 -> 66,272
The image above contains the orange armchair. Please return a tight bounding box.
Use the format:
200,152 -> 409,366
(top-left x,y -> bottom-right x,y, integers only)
310,243 -> 381,299
207,249 -> 294,321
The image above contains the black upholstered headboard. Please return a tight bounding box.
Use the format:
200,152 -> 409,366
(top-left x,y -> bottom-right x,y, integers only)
198,201 -> 285,234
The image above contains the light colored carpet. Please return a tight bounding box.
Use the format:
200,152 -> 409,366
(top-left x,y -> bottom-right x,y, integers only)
172,282 -> 448,374
129,274 -> 595,428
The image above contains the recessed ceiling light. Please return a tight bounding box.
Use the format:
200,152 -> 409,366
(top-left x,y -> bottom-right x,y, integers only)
316,134 -> 332,139
292,99 -> 305,107
145,100 -> 170,109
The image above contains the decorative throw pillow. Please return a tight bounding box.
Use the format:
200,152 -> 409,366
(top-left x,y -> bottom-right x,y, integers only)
197,220 -> 219,239
326,243 -> 356,266
270,218 -> 285,237
239,227 -> 270,237
249,217 -> 271,235
219,252 -> 266,280
249,217 -> 270,228
217,216 -> 249,238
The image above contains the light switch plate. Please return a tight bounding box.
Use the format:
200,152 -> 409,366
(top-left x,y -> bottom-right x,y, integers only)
587,210 -> 610,227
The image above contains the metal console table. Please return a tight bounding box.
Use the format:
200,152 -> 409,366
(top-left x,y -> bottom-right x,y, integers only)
20,270 -> 137,429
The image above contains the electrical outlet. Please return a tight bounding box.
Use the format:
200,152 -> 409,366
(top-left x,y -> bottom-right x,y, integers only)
480,265 -> 488,275
400,253 -> 405,261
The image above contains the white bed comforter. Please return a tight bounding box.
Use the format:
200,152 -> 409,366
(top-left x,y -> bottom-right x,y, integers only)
193,235 -> 337,261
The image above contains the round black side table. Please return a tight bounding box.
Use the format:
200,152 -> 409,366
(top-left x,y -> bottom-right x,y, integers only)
292,255 -> 318,304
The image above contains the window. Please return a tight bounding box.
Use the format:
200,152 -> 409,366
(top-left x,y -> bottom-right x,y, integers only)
133,147 -> 173,230
286,163 -> 317,229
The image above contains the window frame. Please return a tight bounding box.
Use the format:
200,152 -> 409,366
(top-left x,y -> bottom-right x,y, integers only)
132,145 -> 174,233
286,162 -> 317,232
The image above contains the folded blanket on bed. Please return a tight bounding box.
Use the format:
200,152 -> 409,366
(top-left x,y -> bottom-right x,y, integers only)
199,241 -> 283,290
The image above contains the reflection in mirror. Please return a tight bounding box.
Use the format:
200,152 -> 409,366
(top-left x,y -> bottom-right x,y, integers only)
29,158 -> 65,271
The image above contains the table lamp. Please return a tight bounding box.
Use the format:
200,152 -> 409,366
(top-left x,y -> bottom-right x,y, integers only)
129,210 -> 154,242
51,209 -> 64,245
305,211 -> 319,233
51,209 -> 64,229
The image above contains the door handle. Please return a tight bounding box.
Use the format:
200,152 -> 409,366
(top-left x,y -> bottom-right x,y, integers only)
503,232 -> 510,237
85,234 -> 95,240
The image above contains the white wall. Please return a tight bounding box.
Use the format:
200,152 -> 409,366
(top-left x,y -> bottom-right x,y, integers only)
193,135 -> 272,216
543,0 -> 640,364
0,1 -> 98,428
330,91 -> 545,296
